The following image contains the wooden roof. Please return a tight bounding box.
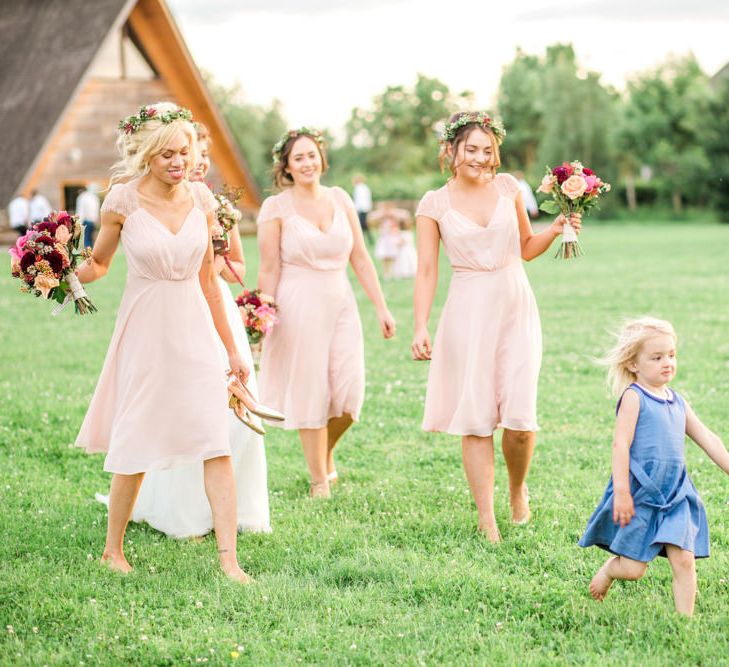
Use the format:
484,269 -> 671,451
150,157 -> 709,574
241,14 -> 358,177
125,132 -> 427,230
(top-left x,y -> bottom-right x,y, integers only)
0,0 -> 260,209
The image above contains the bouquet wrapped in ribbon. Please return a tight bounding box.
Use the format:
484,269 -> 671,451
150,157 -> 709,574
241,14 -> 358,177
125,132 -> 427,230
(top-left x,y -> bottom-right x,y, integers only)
212,186 -> 244,256
9,210 -> 96,314
537,161 -> 611,259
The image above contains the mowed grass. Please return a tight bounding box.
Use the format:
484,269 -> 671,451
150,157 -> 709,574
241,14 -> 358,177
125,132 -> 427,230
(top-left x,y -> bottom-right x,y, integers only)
1,223 -> 728,665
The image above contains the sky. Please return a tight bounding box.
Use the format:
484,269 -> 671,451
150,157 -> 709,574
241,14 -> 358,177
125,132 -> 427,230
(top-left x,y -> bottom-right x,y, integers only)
167,0 -> 729,133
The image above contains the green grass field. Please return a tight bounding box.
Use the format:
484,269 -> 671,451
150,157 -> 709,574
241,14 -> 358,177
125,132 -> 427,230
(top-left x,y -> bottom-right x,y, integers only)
1,223 -> 728,665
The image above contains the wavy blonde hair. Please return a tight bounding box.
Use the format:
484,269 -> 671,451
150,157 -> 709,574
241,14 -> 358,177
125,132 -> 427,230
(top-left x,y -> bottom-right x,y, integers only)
600,317 -> 677,397
110,101 -> 198,185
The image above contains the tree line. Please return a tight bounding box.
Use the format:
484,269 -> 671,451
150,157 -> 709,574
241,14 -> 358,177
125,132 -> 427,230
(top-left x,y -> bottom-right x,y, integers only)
207,44 -> 729,221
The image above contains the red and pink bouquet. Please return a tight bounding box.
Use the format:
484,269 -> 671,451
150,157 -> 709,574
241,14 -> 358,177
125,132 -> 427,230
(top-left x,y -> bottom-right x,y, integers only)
212,186 -> 244,256
537,161 -> 611,259
235,289 -> 279,345
9,210 -> 96,314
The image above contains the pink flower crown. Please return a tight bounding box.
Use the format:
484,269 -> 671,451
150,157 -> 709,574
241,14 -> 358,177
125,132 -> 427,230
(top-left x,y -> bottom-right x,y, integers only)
440,112 -> 506,145
272,127 -> 325,164
118,105 -> 193,135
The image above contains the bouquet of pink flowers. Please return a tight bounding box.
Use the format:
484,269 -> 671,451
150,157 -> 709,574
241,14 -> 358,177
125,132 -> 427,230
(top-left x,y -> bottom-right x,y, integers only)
9,210 -> 96,314
235,289 -> 278,345
537,161 -> 611,259
212,186 -> 244,256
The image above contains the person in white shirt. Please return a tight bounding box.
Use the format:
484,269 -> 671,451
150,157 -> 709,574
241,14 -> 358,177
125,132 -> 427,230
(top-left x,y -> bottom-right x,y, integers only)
75,183 -> 101,247
514,171 -> 539,219
8,194 -> 30,236
29,190 -> 52,223
352,174 -> 373,244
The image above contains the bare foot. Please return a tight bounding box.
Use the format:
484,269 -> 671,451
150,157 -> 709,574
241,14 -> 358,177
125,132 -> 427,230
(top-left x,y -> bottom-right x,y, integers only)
222,564 -> 253,584
477,520 -> 502,543
510,485 -> 530,524
100,552 -> 132,574
309,480 -> 331,499
327,470 -> 339,486
589,559 -> 615,601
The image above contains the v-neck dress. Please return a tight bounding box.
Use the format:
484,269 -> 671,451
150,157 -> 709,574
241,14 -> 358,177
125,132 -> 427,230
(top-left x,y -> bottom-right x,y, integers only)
416,173 -> 542,436
256,187 -> 365,429
75,179 -> 231,473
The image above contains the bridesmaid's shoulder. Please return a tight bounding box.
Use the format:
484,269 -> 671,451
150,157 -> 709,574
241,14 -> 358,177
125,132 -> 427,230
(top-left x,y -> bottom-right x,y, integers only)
329,185 -> 353,205
496,171 -> 519,188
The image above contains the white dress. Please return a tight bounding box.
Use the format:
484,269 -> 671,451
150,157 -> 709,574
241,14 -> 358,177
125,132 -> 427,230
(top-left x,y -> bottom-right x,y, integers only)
99,276 -> 271,537
391,230 -> 417,278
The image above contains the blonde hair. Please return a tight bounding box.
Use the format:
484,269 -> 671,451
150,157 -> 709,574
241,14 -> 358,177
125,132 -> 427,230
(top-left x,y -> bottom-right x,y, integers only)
110,101 -> 198,185
600,317 -> 677,397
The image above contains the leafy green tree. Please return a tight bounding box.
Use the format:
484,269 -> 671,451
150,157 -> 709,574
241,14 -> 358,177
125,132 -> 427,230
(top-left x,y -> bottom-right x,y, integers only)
203,74 -> 287,194
704,76 -> 729,221
617,55 -> 712,212
328,74 -> 473,197
496,49 -> 544,173
537,45 -> 619,183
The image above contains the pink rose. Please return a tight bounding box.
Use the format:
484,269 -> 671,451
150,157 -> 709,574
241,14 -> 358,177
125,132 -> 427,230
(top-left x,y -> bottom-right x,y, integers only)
55,224 -> 71,244
537,175 -> 555,194
561,175 -> 588,200
34,274 -> 59,299
584,174 -> 598,192
211,223 -> 224,239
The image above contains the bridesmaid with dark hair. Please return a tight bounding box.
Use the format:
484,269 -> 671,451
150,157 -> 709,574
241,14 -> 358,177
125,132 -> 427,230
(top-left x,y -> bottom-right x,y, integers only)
257,128 -> 396,498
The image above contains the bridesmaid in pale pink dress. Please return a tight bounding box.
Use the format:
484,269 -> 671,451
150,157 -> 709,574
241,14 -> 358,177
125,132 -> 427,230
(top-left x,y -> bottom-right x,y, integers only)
75,102 -> 251,582
412,111 -> 581,541
257,128 -> 396,498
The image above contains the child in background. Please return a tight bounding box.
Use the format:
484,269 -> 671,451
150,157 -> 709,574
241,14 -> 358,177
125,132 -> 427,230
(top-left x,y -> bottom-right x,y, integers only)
391,218 -> 417,279
579,317 -> 729,616
374,205 -> 401,280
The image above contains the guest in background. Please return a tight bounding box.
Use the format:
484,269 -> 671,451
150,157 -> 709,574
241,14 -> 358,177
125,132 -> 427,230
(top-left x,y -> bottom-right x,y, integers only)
515,171 -> 539,219
76,183 -> 101,248
8,193 -> 29,237
29,189 -> 51,223
352,174 -> 374,244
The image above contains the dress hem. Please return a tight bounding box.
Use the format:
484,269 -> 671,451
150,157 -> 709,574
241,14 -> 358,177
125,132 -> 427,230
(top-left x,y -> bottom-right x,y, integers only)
579,540 -> 709,561
421,420 -> 539,437
101,447 -> 232,475
266,409 -> 361,431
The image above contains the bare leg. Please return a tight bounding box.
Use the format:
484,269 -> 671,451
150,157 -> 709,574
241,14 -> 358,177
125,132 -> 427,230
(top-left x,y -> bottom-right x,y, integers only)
461,435 -> 500,542
299,427 -> 330,498
589,555 -> 647,601
502,429 -> 535,523
665,545 -> 697,616
326,413 -> 353,481
102,472 -> 144,573
203,455 -> 250,583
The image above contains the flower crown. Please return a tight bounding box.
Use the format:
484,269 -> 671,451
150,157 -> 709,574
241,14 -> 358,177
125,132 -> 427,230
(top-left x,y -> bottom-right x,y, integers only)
118,105 -> 193,135
272,127 -> 325,164
440,112 -> 506,145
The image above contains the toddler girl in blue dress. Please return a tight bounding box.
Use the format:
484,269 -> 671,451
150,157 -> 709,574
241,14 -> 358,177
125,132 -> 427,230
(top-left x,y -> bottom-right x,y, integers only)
579,317 -> 729,616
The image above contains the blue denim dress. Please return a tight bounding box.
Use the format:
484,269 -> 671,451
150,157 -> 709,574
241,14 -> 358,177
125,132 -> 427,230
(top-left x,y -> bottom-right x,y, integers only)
579,383 -> 709,562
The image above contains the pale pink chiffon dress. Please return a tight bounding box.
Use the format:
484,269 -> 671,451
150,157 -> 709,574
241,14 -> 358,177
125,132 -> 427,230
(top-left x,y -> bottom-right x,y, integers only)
416,173 -> 542,436
76,179 -> 230,473
256,187 -> 365,430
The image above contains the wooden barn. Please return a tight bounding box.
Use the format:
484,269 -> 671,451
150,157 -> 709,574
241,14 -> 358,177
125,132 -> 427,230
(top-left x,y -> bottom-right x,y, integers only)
0,0 -> 260,235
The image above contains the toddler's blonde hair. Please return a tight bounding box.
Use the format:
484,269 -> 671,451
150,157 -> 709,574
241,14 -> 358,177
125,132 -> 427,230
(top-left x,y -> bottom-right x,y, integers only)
110,101 -> 198,186
601,317 -> 677,397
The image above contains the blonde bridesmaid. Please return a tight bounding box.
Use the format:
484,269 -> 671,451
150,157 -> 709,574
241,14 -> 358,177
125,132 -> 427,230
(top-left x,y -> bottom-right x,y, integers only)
257,128 -> 396,498
75,102 -> 251,582
412,111 -> 581,541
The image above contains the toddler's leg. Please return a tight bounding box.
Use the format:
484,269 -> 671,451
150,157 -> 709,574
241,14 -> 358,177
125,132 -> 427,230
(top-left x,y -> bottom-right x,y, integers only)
590,555 -> 647,601
665,545 -> 696,616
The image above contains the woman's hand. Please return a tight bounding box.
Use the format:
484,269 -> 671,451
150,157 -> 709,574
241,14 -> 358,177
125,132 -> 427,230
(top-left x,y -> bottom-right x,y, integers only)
612,491 -> 635,528
378,308 -> 396,339
411,327 -> 432,361
227,350 -> 250,385
213,253 -> 226,275
550,212 -> 582,235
